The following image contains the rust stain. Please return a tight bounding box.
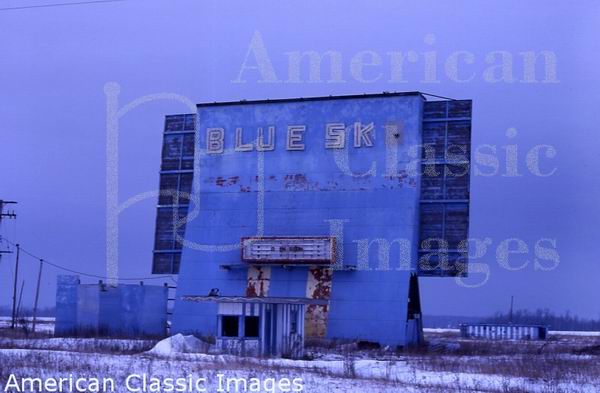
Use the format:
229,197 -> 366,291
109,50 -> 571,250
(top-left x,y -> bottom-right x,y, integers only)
215,176 -> 240,187
246,266 -> 271,297
384,170 -> 410,186
305,267 -> 333,338
283,173 -> 313,191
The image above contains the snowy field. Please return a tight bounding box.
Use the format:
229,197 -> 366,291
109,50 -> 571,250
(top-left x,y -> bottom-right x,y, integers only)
0,321 -> 599,392
0,317 -> 54,334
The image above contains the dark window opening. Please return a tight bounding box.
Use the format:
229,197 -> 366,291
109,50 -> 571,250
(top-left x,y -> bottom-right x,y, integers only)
244,316 -> 259,338
290,310 -> 298,334
221,316 -> 239,337
357,341 -> 380,350
407,274 -> 422,319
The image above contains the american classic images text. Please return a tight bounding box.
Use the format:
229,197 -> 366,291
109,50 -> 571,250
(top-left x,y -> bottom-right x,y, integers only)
2,374 -> 304,393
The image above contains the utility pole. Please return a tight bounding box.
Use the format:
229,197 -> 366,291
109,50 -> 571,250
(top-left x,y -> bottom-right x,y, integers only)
0,200 -> 17,260
509,295 -> 514,324
32,259 -> 44,334
16,280 -> 25,322
0,200 -> 17,222
11,244 -> 20,329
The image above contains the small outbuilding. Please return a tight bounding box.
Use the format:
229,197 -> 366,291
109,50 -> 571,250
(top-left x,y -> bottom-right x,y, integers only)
460,323 -> 548,340
55,275 -> 168,337
181,295 -> 327,358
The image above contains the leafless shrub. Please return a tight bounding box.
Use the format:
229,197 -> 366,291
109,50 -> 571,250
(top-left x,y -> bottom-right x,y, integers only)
0,336 -> 157,354
16,317 -> 31,338
342,357 -> 356,379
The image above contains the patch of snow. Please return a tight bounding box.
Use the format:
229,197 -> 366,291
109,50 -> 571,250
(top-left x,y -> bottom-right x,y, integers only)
424,328 -> 460,334
0,316 -> 55,334
147,334 -> 212,356
550,330 -> 600,337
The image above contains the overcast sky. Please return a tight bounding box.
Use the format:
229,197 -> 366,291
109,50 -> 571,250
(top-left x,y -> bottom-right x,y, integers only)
1,0 -> 598,318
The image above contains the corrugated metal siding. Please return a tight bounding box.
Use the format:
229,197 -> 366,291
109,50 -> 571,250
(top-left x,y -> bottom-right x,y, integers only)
152,114 -> 195,274
418,100 -> 472,277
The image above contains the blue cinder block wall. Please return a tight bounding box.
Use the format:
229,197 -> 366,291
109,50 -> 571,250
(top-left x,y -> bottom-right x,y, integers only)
172,94 -> 423,346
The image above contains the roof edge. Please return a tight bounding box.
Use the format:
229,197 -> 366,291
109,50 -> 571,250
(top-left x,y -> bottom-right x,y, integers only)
196,91 -> 425,108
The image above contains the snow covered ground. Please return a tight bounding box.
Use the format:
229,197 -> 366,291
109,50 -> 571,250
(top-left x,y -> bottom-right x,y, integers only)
0,316 -> 54,334
0,322 -> 598,392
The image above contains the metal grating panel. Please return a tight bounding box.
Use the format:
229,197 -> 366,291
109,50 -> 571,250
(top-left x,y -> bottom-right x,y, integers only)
152,114 -> 196,274
418,100 -> 472,277
241,237 -> 335,264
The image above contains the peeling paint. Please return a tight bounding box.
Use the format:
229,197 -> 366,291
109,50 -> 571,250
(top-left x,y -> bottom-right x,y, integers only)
246,266 -> 271,297
304,267 -> 332,337
283,173 -> 309,191
215,176 -> 240,187
205,173 -> 419,193
384,170 -> 411,187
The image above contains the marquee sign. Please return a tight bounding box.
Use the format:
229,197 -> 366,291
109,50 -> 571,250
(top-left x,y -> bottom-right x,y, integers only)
241,237 -> 336,264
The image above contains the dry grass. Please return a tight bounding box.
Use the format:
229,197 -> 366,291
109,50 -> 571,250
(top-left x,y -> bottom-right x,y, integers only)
410,331 -> 600,387
0,328 -> 598,392
303,330 -> 600,391
0,328 -> 157,354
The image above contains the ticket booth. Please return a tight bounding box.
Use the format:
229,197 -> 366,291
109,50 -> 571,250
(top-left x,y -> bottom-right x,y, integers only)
181,295 -> 327,358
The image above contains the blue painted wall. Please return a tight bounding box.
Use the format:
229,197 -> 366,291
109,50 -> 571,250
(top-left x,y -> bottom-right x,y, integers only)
55,276 -> 168,337
172,94 -> 424,346
55,275 -> 79,335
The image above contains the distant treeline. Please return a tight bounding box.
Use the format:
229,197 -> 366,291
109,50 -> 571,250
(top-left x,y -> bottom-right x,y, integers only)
2,307 -> 598,332
482,309 -> 600,332
423,315 -> 482,329
425,309 -> 600,332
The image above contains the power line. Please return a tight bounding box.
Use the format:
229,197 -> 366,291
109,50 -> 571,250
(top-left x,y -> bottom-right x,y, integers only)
0,0 -> 125,11
1,237 -> 174,282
